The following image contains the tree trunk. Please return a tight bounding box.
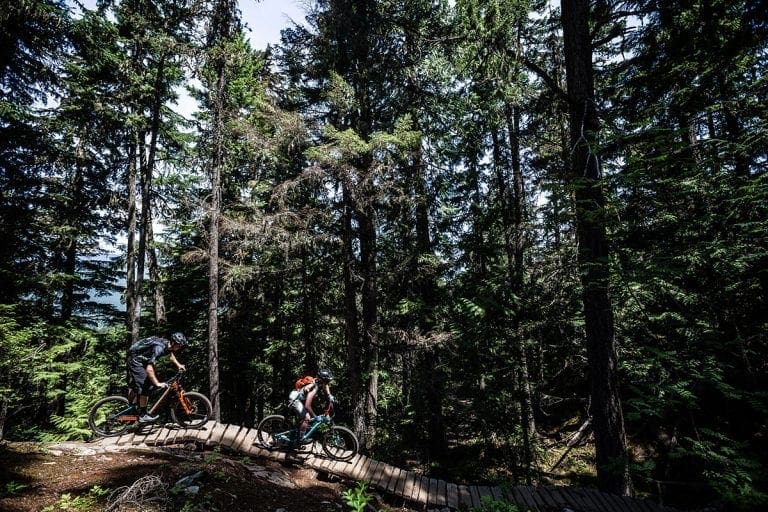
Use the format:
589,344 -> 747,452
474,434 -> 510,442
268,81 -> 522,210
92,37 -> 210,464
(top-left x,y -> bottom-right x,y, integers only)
126,140 -> 140,346
146,54 -> 167,327
561,0 -> 632,495
343,188 -> 366,447
207,67 -> 225,421
359,204 -> 378,447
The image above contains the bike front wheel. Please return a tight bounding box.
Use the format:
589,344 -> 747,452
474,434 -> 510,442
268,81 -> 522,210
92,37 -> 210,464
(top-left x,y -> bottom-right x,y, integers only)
171,391 -> 212,428
256,414 -> 293,449
88,396 -> 134,437
321,425 -> 359,461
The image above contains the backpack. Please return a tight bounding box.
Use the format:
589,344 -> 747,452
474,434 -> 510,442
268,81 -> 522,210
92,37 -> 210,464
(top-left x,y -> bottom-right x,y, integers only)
294,375 -> 315,391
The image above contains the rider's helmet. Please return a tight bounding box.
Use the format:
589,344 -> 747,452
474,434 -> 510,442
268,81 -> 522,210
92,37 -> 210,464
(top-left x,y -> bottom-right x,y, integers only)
170,332 -> 187,346
316,369 -> 334,383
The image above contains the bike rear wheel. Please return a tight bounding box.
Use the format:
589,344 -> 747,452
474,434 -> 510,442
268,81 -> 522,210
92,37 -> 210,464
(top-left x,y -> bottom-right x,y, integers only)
88,396 -> 134,437
256,414 -> 293,449
321,425 -> 358,461
171,391 -> 212,428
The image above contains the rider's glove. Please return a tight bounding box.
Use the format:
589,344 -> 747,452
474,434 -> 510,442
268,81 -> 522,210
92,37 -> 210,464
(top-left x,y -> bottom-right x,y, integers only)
329,394 -> 336,403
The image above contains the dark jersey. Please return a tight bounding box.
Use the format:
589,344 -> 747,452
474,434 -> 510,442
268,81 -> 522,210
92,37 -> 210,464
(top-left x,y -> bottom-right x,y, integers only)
128,336 -> 168,366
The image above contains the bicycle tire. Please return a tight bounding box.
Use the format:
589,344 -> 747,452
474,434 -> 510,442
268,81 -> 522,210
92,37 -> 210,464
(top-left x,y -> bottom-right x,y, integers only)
256,414 -> 292,449
88,396 -> 133,437
171,391 -> 212,428
321,425 -> 359,461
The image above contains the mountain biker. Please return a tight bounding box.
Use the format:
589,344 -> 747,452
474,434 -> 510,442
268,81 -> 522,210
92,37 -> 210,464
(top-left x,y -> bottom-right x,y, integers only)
289,368 -> 336,436
127,332 -> 187,423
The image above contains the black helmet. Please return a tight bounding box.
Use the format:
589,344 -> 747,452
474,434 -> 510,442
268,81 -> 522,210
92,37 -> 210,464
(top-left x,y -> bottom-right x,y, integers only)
317,369 -> 334,383
170,332 -> 187,346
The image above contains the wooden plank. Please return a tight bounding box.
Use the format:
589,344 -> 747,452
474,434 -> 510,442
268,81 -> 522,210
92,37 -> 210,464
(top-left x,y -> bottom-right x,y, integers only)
458,485 -> 472,508
350,454 -> 368,481
526,485 -> 549,510
401,471 -> 418,501
219,424 -> 241,449
389,468 -> 404,494
237,428 -> 259,453
564,488 -> 594,511
154,427 -> 174,447
175,426 -> 193,444
130,430 -> 151,445
515,486 -> 540,512
407,474 -> 421,503
544,486 -> 573,509
162,427 -> 182,446
394,469 -> 409,497
639,498 -> 663,512
631,498 -> 655,512
352,457 -> 369,481
141,428 -> 163,446
381,465 -> 398,491
436,479 -> 447,507
501,488 -> 522,510
574,488 -> 605,511
324,457 -> 342,475
245,440 -> 269,458
368,461 -> 386,488
603,492 -> 633,512
331,458 -> 352,476
477,485 -> 494,506
536,486 -> 559,509
206,422 -> 228,447
363,456 -> 381,484
319,455 -> 337,472
357,456 -> 376,483
416,476 -> 431,504
230,427 -> 249,452
190,422 -> 207,443
349,454 -> 368,480
590,489 -> 620,512
114,431 -> 135,446
427,478 -> 438,505
447,482 -> 459,510
490,486 -> 504,501
469,486 -> 482,509
620,495 -> 649,512
309,455 -> 328,472
195,420 -> 218,443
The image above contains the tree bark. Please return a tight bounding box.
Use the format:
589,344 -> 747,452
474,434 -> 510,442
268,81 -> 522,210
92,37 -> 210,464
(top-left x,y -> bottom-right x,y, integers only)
207,66 -> 224,421
561,0 -> 632,495
342,187 -> 365,447
126,140 -> 140,346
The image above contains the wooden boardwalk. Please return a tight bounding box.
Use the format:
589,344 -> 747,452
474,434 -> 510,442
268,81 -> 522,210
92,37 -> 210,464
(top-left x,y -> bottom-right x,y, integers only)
89,421 -> 674,512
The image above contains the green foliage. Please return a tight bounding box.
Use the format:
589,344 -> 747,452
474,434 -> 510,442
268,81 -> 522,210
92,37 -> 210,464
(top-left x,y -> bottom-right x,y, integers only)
674,430 -> 768,509
3,481 -> 29,495
342,481 -> 374,512
0,305 -> 118,441
477,496 -> 519,512
40,485 -> 109,511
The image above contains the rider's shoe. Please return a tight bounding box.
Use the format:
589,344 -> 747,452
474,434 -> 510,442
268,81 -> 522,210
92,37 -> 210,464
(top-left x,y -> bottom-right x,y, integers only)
138,413 -> 159,424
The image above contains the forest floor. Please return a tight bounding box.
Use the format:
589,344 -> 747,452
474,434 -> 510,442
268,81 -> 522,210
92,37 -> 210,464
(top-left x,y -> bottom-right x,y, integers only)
0,441 -> 419,512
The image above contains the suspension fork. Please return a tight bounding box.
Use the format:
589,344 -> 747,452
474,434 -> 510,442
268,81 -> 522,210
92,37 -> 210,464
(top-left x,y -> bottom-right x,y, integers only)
177,387 -> 192,414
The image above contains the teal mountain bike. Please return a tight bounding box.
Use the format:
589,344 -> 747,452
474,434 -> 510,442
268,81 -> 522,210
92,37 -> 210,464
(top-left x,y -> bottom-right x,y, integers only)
256,402 -> 359,462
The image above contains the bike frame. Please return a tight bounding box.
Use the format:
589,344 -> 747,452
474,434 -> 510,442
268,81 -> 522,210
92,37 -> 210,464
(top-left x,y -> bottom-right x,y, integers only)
276,403 -> 335,445
110,372 -> 189,423
147,377 -> 190,417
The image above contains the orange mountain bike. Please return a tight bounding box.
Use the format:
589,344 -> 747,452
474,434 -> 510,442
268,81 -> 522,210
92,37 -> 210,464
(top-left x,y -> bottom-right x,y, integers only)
88,370 -> 212,437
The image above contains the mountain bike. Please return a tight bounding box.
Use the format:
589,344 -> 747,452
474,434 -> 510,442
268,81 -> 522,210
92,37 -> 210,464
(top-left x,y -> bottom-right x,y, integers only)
256,402 -> 359,462
88,370 -> 212,437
